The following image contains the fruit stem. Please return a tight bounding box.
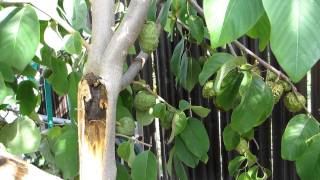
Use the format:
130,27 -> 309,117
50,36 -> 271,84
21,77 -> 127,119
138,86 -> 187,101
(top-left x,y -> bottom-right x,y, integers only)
116,133 -> 152,147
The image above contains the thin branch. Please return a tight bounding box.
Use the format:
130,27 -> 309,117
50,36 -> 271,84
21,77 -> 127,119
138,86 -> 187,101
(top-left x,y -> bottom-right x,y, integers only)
0,0 -> 90,50
233,40 -> 310,114
116,134 -> 152,147
120,4 -> 164,89
228,43 -> 237,56
87,0 -> 114,72
186,0 -> 204,17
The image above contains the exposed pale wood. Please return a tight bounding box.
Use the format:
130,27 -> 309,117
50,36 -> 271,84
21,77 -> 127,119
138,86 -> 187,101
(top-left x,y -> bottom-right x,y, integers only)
78,73 -> 108,180
0,148 -> 61,180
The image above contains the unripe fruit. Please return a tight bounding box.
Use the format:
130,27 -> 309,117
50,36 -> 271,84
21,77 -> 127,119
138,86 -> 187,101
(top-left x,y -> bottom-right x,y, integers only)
266,70 -> 278,81
160,111 -> 173,129
134,91 -> 156,111
278,80 -> 291,92
266,81 -> 284,104
284,92 -> 306,112
116,117 -> 136,136
139,21 -> 159,53
202,80 -> 216,98
132,80 -> 146,92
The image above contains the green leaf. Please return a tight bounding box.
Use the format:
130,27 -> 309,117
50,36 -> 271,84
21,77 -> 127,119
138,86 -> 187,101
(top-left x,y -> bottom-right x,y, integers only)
173,155 -> 188,180
180,118 -> 210,158
131,150 -> 157,180
16,80 -> 38,116
53,125 -> 79,179
262,0 -> 320,82
215,70 -> 243,111
0,5 -> 40,71
231,75 -> 273,134
190,106 -> 211,118
179,54 -> 201,92
281,114 -> 319,161
0,117 -> 41,155
223,125 -> 240,151
203,0 -> 264,47
228,156 -> 246,176
21,64 -> 37,77
0,73 -> 15,105
159,0 -> 172,27
117,164 -> 130,180
63,0 -> 88,31
199,53 -> 234,85
117,141 -> 136,167
296,135 -> 320,180
147,0 -> 157,21
170,38 -> 184,77
175,136 -> 199,168
186,15 -> 204,44
0,64 -> 14,82
136,110 -> 154,126
44,22 -> 63,51
247,13 -> 270,51
153,103 -> 166,119
214,56 -> 246,93
117,104 -> 133,121
67,71 -> 82,121
168,111 -> 188,143
166,148 -> 174,176
47,58 -> 69,95
178,99 -> 190,111
63,32 -> 83,54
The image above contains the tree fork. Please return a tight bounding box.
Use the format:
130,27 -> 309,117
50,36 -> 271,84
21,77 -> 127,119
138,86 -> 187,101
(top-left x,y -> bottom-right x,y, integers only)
78,73 -> 114,180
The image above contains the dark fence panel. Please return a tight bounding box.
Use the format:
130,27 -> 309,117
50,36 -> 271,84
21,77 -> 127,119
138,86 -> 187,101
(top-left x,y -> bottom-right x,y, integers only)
140,26 -> 317,180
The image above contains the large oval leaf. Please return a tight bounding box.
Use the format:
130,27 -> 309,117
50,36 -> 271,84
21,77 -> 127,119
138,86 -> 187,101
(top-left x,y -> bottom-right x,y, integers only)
0,5 -> 39,71
131,150 -> 157,180
53,125 -> 79,179
180,118 -> 210,158
231,75 -> 273,134
203,0 -> 264,47
198,53 -> 234,85
175,136 -> 199,168
296,135 -> 320,180
16,80 -> 38,116
281,114 -> 319,161
0,117 -> 41,155
262,0 -> 320,82
63,0 -> 88,31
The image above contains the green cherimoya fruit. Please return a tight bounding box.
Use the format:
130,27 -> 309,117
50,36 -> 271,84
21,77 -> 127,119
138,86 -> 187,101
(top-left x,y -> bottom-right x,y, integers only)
266,70 -> 278,81
132,79 -> 146,92
278,80 -> 291,92
266,81 -> 284,104
134,91 -> 156,111
284,92 -> 306,112
202,80 -> 216,98
139,21 -> 159,53
116,117 -> 136,136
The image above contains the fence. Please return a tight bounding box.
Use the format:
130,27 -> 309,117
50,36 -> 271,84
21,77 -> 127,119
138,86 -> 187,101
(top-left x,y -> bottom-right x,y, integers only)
38,15 -> 320,180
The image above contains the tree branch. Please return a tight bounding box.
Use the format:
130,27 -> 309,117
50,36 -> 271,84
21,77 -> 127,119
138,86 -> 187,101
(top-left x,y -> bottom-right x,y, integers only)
116,134 -> 152,147
97,0 -> 149,79
0,147 -> 62,180
186,0 -> 204,17
120,4 -> 165,89
0,0 -> 90,50
86,0 -> 114,73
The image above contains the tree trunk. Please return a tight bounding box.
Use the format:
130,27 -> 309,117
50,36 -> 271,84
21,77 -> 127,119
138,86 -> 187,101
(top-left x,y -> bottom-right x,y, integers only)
78,73 -> 118,180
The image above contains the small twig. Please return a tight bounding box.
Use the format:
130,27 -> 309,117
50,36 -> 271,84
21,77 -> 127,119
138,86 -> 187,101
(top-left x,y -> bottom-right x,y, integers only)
252,138 -> 260,150
116,134 -> 152,147
233,40 -> 311,114
186,0 -> 204,17
228,43 -> 237,56
0,0 -> 90,50
132,81 -> 176,111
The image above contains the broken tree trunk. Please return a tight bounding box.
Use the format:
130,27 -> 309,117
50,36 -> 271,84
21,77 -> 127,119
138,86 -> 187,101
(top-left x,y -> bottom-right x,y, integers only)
78,73 -> 117,180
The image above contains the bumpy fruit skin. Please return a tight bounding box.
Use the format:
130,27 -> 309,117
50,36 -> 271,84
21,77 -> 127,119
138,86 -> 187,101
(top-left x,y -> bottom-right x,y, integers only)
134,91 -> 156,111
266,70 -> 278,81
132,80 -> 146,92
266,81 -> 284,104
284,92 -> 306,112
116,117 -> 136,136
139,21 -> 159,53
278,80 -> 291,92
202,80 -> 216,98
